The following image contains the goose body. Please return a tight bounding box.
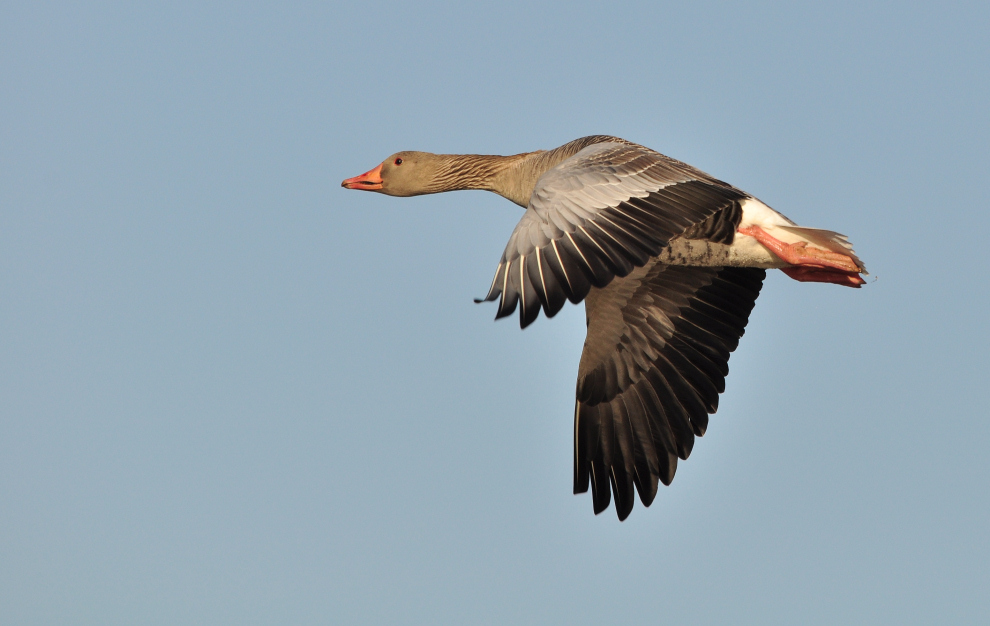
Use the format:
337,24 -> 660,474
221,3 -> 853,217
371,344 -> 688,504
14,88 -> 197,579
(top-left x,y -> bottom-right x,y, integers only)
342,135 -> 866,520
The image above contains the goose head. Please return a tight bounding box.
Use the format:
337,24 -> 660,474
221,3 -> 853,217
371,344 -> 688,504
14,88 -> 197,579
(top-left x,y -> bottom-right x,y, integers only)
341,151 -> 444,197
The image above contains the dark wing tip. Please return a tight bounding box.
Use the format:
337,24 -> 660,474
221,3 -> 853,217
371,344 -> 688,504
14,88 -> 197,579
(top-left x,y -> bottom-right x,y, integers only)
589,460 -> 612,515
476,262 -> 505,305
611,467 -> 636,521
572,266 -> 768,520
519,306 -> 541,329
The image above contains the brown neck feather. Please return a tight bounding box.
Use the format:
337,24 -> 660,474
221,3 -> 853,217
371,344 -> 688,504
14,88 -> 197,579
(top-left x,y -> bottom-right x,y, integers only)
427,153 -> 536,196
426,136 -> 626,208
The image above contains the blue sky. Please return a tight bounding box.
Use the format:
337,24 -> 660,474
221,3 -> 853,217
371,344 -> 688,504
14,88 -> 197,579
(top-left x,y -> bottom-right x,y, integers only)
2,1 -> 988,624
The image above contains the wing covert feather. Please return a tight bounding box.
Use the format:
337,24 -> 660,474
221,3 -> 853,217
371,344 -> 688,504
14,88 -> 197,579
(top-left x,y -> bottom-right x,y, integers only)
479,141 -> 749,328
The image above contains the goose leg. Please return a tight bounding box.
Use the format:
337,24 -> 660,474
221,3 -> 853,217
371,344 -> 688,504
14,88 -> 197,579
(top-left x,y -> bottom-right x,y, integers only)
738,225 -> 865,288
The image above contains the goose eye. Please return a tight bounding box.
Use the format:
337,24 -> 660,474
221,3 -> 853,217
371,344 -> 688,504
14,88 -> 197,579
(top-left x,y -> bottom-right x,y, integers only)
394,158 -> 403,165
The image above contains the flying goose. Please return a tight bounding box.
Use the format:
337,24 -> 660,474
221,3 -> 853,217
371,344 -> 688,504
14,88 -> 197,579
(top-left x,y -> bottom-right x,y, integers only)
342,135 -> 866,520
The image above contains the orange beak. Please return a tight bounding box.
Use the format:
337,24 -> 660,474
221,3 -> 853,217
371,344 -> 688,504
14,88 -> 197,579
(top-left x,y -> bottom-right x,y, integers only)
341,163 -> 384,191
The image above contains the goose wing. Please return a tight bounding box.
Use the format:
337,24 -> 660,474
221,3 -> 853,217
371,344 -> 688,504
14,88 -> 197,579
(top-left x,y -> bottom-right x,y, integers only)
478,141 -> 749,327
573,263 -> 765,520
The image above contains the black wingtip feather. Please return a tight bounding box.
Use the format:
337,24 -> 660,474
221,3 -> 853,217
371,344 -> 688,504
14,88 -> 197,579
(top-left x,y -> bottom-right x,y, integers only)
554,243 -> 592,304
494,289 -> 518,319
518,261 -> 542,328
624,390 -> 660,506
590,460 -> 611,514
635,470 -> 659,508
610,466 -> 635,521
574,461 -> 590,495
478,262 -> 505,304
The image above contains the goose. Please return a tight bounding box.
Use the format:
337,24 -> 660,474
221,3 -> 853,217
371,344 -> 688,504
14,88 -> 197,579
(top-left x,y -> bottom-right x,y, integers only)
342,135 -> 866,520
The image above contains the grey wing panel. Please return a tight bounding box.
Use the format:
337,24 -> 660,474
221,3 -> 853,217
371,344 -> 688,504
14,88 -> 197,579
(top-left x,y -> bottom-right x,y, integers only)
573,264 -> 765,520
478,142 -> 749,328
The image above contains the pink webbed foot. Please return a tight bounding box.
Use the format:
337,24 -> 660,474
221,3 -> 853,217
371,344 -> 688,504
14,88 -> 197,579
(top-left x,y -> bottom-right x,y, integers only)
781,266 -> 865,288
738,225 -> 865,288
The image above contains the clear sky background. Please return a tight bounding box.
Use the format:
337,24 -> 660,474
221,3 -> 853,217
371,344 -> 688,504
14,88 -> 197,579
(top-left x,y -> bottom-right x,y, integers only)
2,1 -> 988,624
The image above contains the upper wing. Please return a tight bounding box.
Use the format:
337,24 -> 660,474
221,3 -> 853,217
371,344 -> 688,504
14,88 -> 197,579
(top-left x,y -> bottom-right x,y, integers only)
478,141 -> 749,327
573,262 -> 765,520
